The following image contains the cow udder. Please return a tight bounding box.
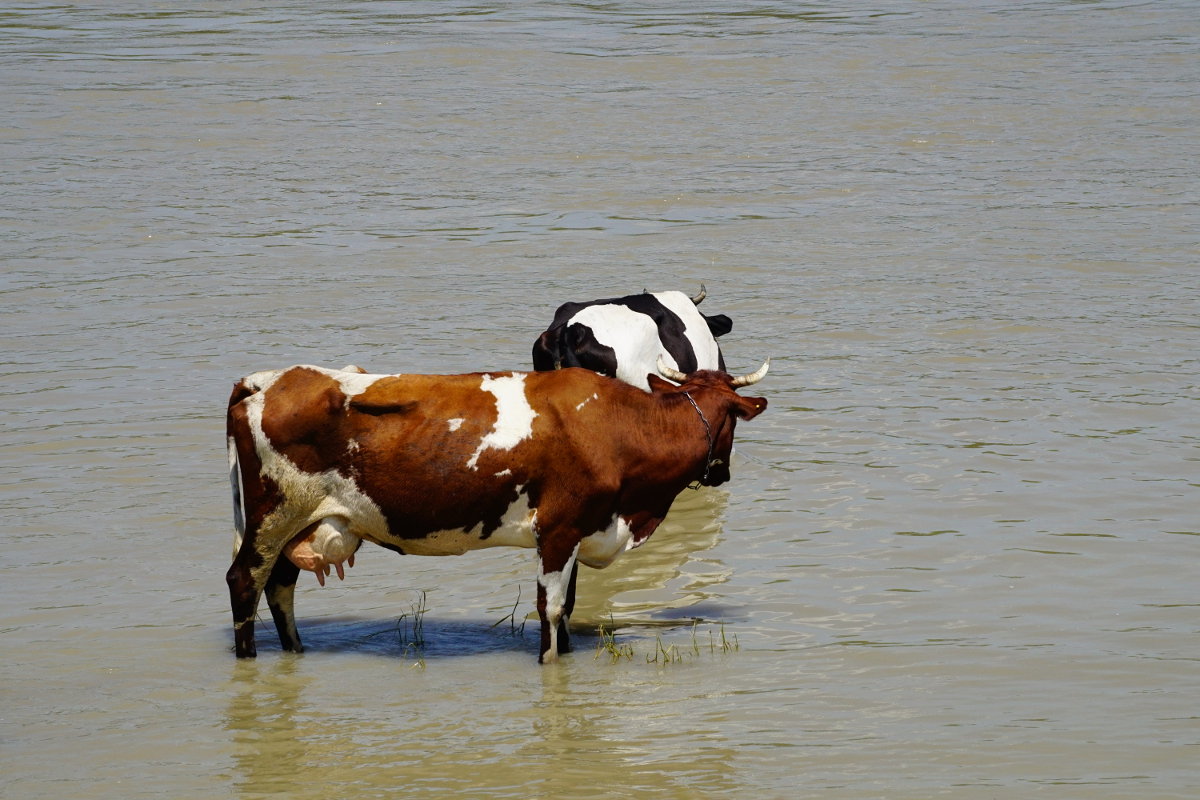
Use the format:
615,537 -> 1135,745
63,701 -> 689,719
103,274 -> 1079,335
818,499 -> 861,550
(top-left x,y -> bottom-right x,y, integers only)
283,517 -> 361,586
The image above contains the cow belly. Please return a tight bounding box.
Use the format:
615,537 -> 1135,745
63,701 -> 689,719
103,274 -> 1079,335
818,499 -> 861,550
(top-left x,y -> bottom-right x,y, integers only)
577,516 -> 637,569
396,525 -> 535,556
392,494 -> 539,556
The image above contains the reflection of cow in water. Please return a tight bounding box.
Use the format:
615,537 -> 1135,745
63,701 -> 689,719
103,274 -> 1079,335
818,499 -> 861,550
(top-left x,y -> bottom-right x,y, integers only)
572,486 -> 732,623
226,361 -> 768,662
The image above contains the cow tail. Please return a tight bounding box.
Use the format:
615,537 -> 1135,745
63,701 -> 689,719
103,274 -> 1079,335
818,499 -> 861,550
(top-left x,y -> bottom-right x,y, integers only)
227,379 -> 256,560
228,436 -> 246,559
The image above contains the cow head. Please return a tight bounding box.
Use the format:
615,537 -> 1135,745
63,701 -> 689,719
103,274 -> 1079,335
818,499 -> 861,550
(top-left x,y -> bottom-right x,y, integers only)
649,358 -> 769,486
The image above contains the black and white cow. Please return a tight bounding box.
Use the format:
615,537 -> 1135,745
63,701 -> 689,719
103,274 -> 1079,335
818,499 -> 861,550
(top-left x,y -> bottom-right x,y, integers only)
531,286 -> 733,390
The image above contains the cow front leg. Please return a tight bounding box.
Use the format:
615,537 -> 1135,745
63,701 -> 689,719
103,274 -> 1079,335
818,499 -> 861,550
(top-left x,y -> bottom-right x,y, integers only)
561,560 -> 579,653
265,556 -> 303,653
537,544 -> 579,664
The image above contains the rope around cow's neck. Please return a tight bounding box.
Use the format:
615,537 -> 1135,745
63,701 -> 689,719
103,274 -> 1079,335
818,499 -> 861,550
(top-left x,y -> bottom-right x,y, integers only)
681,390 -> 716,489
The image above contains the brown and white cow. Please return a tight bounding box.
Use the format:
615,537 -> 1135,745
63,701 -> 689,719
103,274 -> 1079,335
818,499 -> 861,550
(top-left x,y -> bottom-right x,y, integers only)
225,359 -> 768,663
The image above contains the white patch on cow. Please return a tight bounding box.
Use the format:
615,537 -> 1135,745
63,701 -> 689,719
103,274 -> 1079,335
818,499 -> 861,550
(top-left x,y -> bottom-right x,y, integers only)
575,393 -> 599,411
466,373 -> 537,470
332,368 -> 386,400
538,547 -> 578,612
495,469 -> 512,478
573,304 -> 664,390
250,364 -> 386,404
654,290 -> 723,373
577,516 -> 639,569
448,418 -> 464,432
396,487 -> 538,556
242,368 -> 285,394
346,438 -> 360,453
538,543 -> 580,663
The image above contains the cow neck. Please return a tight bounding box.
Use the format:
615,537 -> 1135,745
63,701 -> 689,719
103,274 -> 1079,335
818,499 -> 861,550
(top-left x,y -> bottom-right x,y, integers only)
680,390 -> 715,488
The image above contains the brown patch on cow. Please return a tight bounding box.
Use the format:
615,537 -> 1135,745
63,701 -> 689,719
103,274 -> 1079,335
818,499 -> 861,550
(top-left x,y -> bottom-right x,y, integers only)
258,367 -> 350,475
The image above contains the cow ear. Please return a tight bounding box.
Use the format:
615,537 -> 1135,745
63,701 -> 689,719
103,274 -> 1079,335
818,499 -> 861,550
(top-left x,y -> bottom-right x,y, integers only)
646,374 -> 678,393
733,394 -> 767,420
704,313 -> 733,338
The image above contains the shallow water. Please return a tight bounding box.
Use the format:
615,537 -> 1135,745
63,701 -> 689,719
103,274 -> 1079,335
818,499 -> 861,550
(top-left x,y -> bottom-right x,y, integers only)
2,2 -> 1198,798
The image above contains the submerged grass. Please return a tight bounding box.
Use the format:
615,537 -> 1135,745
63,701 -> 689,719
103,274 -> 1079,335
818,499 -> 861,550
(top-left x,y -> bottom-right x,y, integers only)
396,590 -> 429,668
363,589 -> 429,667
595,617 -> 739,666
489,585 -> 528,637
595,615 -> 636,663
395,590 -> 429,647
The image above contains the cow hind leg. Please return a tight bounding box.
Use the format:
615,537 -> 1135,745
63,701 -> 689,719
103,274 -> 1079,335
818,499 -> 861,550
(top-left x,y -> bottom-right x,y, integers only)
226,556 -> 263,658
265,556 -> 303,653
536,545 -> 579,664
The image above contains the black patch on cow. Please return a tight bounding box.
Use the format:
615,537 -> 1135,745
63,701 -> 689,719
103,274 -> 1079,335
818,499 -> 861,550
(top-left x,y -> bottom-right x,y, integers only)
561,323 -> 618,373
615,294 -> 699,373
349,398 -> 419,416
479,482 -> 526,540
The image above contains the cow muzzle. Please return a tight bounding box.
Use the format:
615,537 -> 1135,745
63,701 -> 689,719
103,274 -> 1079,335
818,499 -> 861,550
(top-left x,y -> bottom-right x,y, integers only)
700,459 -> 731,487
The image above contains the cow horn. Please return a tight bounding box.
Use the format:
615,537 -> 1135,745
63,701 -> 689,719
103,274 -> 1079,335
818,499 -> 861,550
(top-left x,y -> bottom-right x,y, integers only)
731,358 -> 770,387
691,284 -> 707,305
656,356 -> 689,383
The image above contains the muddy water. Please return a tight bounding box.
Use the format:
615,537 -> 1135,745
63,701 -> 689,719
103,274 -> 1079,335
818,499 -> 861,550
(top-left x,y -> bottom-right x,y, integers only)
2,2 -> 1197,798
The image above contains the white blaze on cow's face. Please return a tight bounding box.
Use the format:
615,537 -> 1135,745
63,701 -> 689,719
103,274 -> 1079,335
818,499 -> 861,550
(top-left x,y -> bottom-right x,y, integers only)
466,373 -> 538,470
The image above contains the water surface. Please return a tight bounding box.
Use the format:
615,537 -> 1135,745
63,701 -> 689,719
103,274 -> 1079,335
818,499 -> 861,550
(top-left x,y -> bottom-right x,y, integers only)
2,2 -> 1197,798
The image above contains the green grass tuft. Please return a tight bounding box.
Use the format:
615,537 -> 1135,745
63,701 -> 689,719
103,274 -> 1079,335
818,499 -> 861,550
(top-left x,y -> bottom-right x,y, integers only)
594,618 -> 740,666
